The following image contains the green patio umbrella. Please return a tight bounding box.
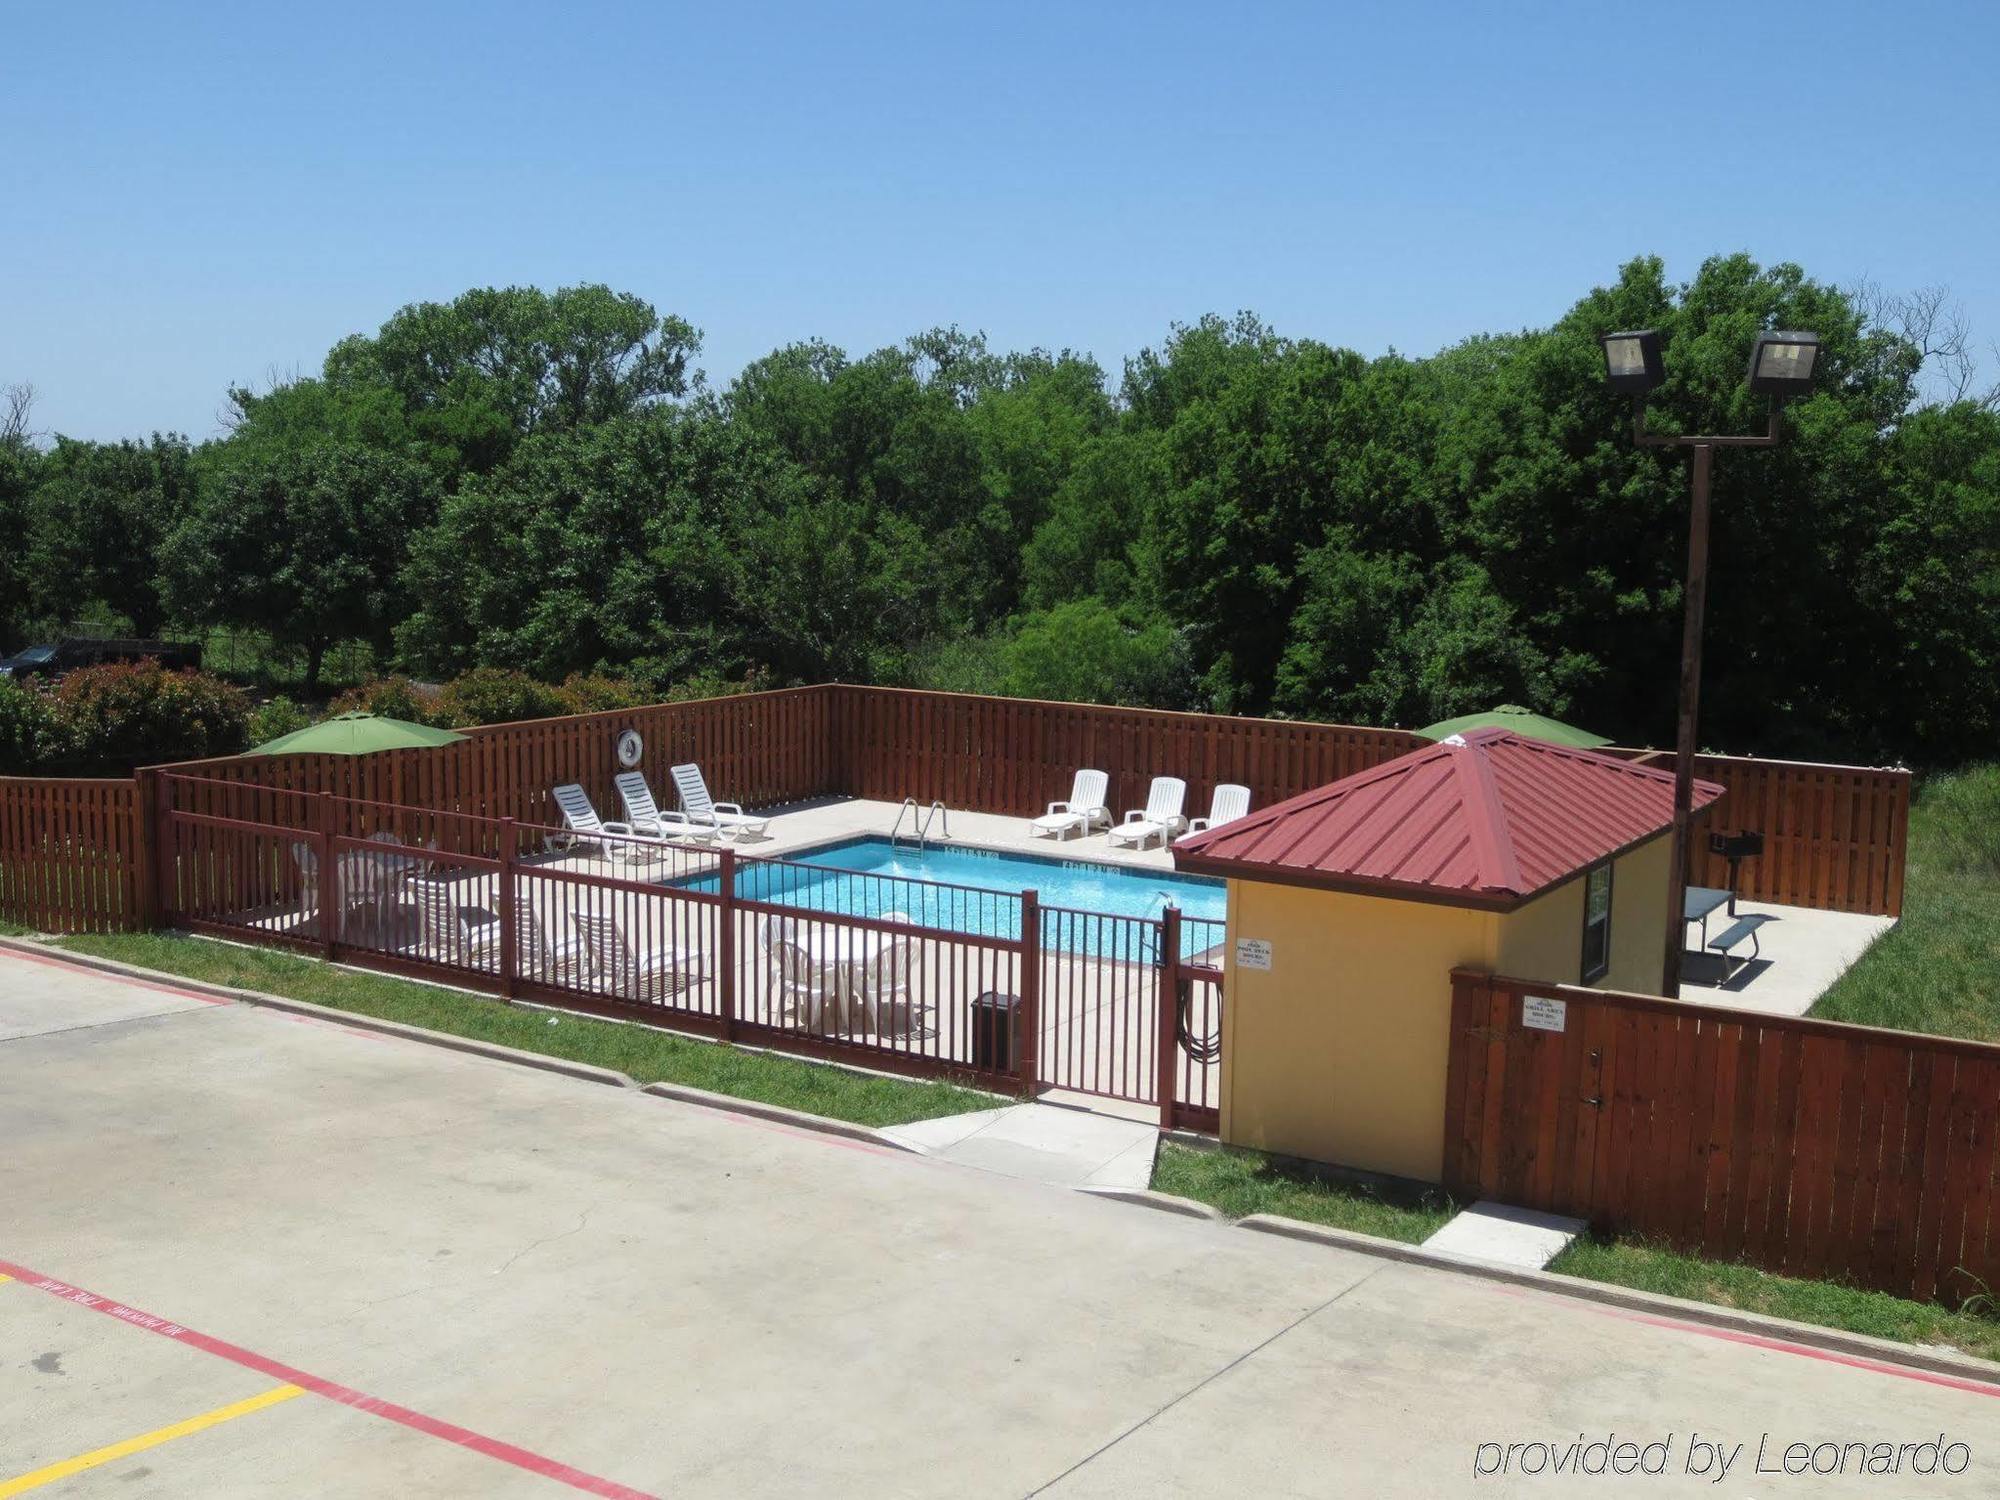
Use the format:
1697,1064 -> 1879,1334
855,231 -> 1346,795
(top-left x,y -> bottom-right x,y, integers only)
246,710 -> 468,756
1414,704 -> 1613,750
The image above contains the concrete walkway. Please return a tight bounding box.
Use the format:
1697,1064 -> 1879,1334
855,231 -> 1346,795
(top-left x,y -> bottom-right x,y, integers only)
4,949 -> 1996,1498
1423,1201 -> 1586,1271
880,1102 -> 1159,1189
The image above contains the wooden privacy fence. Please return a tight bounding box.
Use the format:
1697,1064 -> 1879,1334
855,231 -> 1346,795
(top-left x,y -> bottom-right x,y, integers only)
1445,970 -> 2000,1305
831,685 -> 1425,830
0,777 -> 148,933
1,684 -> 1910,931
162,685 -> 837,838
834,689 -> 1909,917
1684,754 -> 1909,917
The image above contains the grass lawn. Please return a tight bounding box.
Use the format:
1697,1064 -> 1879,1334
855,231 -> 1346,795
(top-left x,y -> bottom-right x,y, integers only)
1812,765 -> 2000,1041
1551,1237 -> 2000,1364
1151,1142 -> 1455,1243
38,931 -> 1002,1129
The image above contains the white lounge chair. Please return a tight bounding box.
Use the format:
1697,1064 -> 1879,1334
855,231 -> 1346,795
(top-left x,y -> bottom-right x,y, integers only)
1183,783 -> 1251,837
407,876 -> 501,971
1028,769 -> 1111,841
614,771 -> 717,844
670,763 -> 770,841
552,783 -> 645,863
572,909 -> 704,1001
1106,776 -> 1187,850
510,890 -> 584,985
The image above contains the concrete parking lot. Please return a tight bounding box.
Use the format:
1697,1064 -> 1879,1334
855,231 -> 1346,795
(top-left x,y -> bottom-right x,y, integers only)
2,946 -> 1996,1498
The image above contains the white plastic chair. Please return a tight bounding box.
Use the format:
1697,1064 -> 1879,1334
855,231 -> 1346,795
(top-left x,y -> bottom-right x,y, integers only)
868,934 -> 925,1039
1183,783 -> 1251,837
1106,776 -> 1188,850
670,763 -> 770,840
760,914 -> 832,1028
614,771 -> 717,844
1028,770 -> 1111,841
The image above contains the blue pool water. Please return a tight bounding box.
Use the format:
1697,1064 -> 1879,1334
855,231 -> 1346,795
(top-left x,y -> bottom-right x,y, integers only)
678,836 -> 1226,957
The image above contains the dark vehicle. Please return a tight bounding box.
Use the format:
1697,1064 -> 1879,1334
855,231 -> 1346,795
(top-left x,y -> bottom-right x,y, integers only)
0,637 -> 204,680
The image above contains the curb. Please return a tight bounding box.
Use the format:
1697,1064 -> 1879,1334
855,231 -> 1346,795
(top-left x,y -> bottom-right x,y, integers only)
243,992 -> 639,1090
0,935 -> 637,1090
1076,1186 -> 1222,1221
639,1081 -> 915,1151
1235,1213 -> 2000,1390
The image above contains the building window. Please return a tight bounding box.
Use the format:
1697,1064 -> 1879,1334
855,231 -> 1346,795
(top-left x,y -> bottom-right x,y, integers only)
1580,863 -> 1613,982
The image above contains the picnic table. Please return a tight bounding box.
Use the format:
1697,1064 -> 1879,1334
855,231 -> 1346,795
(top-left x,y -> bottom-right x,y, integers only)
1682,885 -> 1731,950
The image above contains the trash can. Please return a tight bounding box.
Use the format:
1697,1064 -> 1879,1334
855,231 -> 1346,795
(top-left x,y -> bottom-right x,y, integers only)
971,990 -> 1019,1074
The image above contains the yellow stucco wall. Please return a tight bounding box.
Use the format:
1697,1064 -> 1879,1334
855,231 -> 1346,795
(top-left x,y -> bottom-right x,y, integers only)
1601,832 -> 1671,995
1220,882 -> 1494,1183
1219,831 -> 1675,1182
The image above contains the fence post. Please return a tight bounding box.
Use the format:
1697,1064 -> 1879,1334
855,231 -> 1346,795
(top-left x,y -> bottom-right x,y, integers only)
317,791 -> 337,959
1157,904 -> 1182,1132
497,817 -> 518,1000
1017,890 -> 1041,1097
717,847 -> 737,1042
134,770 -> 162,931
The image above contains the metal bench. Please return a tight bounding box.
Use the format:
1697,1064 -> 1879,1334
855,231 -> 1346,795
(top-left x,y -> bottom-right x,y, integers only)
1707,912 -> 1772,980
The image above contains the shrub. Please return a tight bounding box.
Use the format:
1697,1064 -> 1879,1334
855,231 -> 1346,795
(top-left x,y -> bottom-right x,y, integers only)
430,667 -> 574,728
558,672 -> 651,716
997,600 -> 1197,709
327,676 -> 441,724
0,677 -> 69,774
51,660 -> 250,773
246,694 -> 313,747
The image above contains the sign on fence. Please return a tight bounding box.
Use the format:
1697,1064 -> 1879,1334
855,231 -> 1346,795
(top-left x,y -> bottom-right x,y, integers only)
1521,995 -> 1566,1032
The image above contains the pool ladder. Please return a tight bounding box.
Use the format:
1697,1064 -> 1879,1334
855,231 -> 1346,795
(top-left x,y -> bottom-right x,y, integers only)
890,797 -> 951,851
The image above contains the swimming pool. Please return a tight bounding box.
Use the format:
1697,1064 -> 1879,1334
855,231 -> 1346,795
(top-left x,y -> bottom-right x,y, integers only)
680,836 -> 1226,958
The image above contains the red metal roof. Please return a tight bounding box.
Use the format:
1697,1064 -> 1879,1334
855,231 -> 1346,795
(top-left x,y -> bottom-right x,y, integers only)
1173,728 -> 1725,909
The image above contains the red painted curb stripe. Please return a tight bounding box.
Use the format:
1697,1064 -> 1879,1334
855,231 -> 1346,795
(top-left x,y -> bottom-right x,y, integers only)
0,1258 -> 662,1499
1582,1298 -> 2000,1399
1,945 -> 232,1005
1483,1278 -> 2000,1398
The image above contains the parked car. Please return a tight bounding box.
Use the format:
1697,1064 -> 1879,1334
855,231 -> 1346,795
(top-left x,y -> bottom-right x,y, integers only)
0,637 -> 204,680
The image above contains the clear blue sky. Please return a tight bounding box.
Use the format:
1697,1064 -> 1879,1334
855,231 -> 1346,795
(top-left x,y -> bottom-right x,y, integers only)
6,1 -> 1996,441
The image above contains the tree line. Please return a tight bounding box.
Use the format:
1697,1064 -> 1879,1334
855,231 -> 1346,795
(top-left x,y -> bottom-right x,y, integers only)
3,258 -> 1995,768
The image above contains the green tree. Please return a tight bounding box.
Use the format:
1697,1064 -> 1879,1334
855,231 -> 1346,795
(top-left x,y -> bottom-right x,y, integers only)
27,434 -> 196,636
0,427 -> 39,646
324,285 -> 699,471
396,408 -> 774,682
161,444 -> 436,697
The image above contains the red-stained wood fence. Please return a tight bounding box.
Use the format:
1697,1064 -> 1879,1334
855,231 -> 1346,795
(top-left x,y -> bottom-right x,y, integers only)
159,685 -> 838,842
0,777 -> 148,933
831,685 -> 1426,832
0,685 -> 1912,932
1444,970 -> 2000,1305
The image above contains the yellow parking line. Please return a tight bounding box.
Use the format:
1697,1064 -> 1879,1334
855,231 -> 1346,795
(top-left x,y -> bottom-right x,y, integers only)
0,1383 -> 304,1496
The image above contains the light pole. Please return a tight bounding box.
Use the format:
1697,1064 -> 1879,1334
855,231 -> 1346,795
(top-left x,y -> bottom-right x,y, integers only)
1599,328 -> 1820,997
